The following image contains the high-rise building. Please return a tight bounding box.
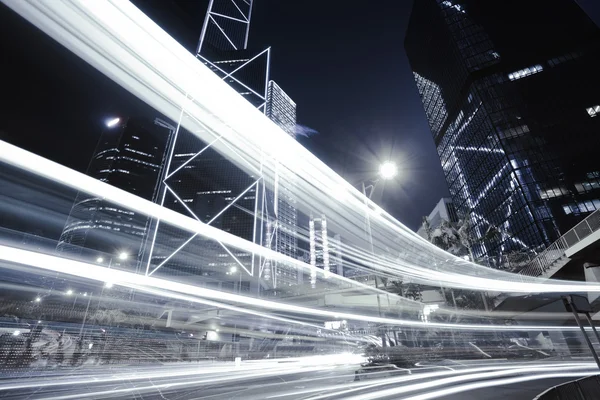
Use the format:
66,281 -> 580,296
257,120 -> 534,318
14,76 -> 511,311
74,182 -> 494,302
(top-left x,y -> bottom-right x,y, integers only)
149,0 -> 299,289
57,117 -> 174,265
416,198 -> 459,239
405,0 -> 600,259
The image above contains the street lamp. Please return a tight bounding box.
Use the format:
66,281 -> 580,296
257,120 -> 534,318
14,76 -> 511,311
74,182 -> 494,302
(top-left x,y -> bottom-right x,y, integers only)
34,297 -> 41,303
361,160 -> 398,348
96,257 -> 104,263
66,289 -> 73,296
118,252 -> 128,261
379,161 -> 398,180
106,117 -> 120,128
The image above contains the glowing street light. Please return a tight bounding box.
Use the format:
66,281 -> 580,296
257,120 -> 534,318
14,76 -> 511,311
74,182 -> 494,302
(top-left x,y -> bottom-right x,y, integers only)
106,117 -> 120,128
66,289 -> 73,296
118,252 -> 128,261
96,257 -> 104,263
34,297 -> 41,303
230,266 -> 237,274
379,161 -> 398,180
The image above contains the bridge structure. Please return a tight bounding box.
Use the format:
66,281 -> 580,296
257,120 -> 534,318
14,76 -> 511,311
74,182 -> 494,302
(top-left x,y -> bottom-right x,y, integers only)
1,0 -> 600,398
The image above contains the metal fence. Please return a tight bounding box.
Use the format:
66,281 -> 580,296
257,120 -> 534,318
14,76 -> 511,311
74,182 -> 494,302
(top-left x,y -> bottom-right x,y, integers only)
520,209 -> 600,277
534,374 -> 600,399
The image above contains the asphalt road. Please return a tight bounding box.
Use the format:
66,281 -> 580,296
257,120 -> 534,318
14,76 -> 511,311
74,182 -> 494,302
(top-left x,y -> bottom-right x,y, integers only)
0,360 -> 594,399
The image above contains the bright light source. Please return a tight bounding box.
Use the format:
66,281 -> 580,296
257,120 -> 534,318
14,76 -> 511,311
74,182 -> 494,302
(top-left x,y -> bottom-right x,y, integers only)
230,266 -> 237,274
105,282 -> 113,289
106,117 -> 120,127
83,292 -> 88,297
66,290 -> 73,296
35,297 -> 41,303
37,320 -> 42,324
189,333 -> 194,337
118,252 -> 128,260
88,343 -> 93,349
96,257 -> 104,263
207,331 -> 218,340
13,330 -> 21,336
379,161 -> 398,180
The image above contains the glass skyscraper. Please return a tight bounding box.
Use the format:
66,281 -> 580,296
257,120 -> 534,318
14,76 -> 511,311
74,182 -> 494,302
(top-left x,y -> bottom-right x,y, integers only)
147,0 -> 299,291
405,0 -> 600,260
57,117 -> 174,265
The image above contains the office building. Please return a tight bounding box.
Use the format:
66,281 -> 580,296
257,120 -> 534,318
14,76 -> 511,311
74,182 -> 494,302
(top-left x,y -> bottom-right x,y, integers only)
405,0 -> 600,259
149,0 -> 299,290
57,117 -> 174,265
417,198 -> 459,239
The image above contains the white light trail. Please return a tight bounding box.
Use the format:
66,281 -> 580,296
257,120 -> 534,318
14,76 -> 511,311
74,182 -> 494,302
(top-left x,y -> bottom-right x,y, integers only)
1,245 -> 598,333
3,0 -> 600,296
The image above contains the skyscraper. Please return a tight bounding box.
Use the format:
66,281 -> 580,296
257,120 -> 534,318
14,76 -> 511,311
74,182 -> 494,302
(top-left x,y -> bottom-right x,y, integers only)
149,0 -> 299,290
405,0 -> 600,260
57,117 -> 174,265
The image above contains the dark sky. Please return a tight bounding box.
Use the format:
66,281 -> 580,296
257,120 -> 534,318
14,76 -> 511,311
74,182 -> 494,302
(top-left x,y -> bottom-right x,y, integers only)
2,0 -> 600,233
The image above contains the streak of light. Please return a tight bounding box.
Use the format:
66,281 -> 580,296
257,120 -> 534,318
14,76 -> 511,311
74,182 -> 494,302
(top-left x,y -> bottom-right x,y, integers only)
0,245 -> 598,333
401,372 -> 590,400
341,364 -> 596,400
3,0 -> 600,296
266,362 -> 595,399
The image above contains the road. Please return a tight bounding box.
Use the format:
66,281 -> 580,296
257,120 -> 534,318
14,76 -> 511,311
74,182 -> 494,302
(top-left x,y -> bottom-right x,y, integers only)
0,358 -> 595,399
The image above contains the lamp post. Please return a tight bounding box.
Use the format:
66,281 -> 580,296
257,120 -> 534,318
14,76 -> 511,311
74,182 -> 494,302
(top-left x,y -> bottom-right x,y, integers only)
361,161 -> 397,348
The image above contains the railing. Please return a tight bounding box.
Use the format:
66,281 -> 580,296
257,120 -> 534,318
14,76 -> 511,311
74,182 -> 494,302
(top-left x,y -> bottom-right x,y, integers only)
520,209 -> 600,277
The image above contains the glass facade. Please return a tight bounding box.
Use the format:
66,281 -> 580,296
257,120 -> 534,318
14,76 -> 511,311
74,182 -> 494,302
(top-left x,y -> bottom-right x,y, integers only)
405,0 -> 600,260
57,117 -> 174,262
265,80 -> 299,286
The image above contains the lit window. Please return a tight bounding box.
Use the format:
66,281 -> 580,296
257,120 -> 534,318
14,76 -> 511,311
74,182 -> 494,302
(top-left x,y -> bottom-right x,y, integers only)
586,105 -> 600,117
540,187 -> 567,200
508,64 -> 544,81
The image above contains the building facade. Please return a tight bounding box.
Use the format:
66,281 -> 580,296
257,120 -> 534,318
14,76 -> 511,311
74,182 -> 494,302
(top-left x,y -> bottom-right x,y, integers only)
57,117 -> 174,266
146,0 -> 299,291
416,197 -> 459,239
406,0 -> 600,259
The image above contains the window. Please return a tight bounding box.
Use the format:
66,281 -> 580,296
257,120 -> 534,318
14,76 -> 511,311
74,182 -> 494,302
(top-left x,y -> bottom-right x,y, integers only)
508,64 -> 544,81
586,105 -> 600,117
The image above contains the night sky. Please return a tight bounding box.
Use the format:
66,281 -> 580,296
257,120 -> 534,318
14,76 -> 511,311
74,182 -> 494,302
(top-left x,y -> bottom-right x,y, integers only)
2,0 -> 600,235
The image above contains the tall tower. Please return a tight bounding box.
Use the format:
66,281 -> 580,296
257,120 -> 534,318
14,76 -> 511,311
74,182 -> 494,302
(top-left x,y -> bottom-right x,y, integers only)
309,215 -> 330,288
57,117 -> 174,267
147,0 -> 299,290
405,0 -> 600,261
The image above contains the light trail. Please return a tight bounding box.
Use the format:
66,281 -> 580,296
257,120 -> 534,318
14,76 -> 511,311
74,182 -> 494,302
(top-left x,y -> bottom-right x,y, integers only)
342,364 -> 596,400
0,245 -> 596,333
2,0 -> 597,296
267,362 -> 596,399
400,372 -> 588,400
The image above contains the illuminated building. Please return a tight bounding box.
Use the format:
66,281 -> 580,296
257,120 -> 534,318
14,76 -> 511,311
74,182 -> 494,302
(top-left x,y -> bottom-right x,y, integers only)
57,117 -> 174,264
416,198 -> 459,239
405,0 -> 600,259
147,0 -> 298,290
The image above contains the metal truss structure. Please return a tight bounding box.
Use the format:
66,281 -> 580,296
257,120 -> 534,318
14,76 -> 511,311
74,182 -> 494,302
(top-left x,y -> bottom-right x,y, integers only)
145,0 -> 294,291
197,0 -> 253,54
